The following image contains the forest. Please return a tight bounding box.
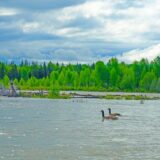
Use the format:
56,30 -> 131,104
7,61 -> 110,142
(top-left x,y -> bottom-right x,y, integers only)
0,57 -> 160,93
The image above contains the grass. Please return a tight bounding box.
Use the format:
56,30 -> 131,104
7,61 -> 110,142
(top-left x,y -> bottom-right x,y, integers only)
104,94 -> 158,100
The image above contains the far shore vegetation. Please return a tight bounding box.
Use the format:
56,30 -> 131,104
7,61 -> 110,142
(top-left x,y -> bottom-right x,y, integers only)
0,57 -> 160,96
18,91 -> 159,100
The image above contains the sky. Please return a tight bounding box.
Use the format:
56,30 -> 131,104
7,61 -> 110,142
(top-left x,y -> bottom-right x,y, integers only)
0,0 -> 160,63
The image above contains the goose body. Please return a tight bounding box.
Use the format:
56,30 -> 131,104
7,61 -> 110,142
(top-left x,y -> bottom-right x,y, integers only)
108,108 -> 121,116
101,110 -> 118,120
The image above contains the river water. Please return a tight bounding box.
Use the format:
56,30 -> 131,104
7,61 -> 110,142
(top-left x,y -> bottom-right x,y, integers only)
0,97 -> 160,160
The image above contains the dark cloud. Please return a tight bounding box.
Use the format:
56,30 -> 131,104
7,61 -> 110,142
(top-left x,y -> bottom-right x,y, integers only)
0,27 -> 63,41
0,37 -> 137,63
0,28 -> 22,41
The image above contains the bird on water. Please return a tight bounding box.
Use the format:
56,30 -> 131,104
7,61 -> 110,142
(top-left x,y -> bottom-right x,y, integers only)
101,110 -> 118,120
108,108 -> 121,116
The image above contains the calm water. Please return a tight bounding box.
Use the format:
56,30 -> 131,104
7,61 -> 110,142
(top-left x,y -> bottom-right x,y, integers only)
0,97 -> 160,160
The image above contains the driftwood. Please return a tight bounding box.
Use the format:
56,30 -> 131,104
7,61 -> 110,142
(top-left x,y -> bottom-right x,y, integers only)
8,81 -> 18,97
70,93 -> 102,98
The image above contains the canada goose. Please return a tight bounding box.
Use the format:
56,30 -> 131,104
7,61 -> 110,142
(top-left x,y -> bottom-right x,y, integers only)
101,110 -> 118,120
108,108 -> 121,116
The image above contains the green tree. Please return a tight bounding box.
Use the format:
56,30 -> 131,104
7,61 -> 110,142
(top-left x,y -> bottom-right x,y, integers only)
79,68 -> 90,87
150,79 -> 157,92
109,68 -> 119,87
95,61 -> 109,87
140,72 -> 156,91
3,75 -> 10,87
0,62 -> 5,79
8,64 -> 19,80
156,78 -> 160,92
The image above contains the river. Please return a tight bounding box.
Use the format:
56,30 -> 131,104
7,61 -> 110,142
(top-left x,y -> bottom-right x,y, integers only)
0,97 -> 160,160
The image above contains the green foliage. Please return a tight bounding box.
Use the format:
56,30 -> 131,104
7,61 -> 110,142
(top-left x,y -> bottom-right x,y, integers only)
3,75 -> 10,88
120,68 -> 135,91
49,82 -> 60,97
140,72 -> 156,91
156,78 -> 160,92
109,68 -> 118,87
95,61 -> 109,87
0,57 -> 159,92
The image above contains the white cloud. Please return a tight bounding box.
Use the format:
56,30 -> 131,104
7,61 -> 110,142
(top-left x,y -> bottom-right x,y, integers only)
0,8 -> 20,16
118,43 -> 160,63
22,22 -> 40,33
2,0 -> 160,63
19,0 -> 160,45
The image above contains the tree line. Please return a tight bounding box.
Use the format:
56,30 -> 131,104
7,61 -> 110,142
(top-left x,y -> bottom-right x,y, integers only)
0,57 -> 160,92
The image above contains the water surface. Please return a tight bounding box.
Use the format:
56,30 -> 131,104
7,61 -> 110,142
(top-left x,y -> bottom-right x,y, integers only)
0,97 -> 160,160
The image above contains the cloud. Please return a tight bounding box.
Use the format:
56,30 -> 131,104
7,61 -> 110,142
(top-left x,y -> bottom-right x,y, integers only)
0,7 -> 20,16
15,0 -> 160,44
118,43 -> 160,63
1,0 -> 160,63
22,22 -> 40,33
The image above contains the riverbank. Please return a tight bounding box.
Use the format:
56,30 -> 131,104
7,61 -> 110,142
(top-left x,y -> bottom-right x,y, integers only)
1,88 -> 160,100
61,91 -> 160,100
18,90 -> 160,100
